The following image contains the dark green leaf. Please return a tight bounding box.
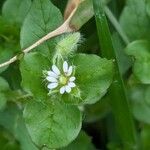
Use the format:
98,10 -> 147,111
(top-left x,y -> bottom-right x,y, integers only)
60,131 -> 95,150
0,129 -> 20,150
20,0 -> 63,56
20,52 -> 50,101
23,100 -> 82,149
84,95 -> 111,123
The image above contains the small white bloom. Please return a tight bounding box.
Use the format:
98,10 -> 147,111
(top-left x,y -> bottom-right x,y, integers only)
47,83 -> 58,89
52,65 -> 60,75
46,61 -> 76,94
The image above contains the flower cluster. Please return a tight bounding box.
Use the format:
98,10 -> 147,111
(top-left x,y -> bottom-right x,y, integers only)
46,61 -> 76,94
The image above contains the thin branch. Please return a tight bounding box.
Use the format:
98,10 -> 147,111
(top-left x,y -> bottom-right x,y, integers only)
0,6 -> 78,68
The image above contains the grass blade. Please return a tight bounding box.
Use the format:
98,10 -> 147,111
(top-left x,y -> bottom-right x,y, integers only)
92,0 -> 139,149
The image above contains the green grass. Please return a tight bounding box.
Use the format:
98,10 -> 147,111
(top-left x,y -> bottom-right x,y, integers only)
92,0 -> 139,149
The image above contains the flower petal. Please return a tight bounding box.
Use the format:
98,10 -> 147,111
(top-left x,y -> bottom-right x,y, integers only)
65,85 -> 71,93
67,66 -> 73,76
68,82 -> 76,88
60,86 -> 65,94
63,61 -> 68,73
69,76 -> 76,82
47,83 -> 58,89
52,65 -> 60,75
47,71 -> 58,78
46,76 -> 57,82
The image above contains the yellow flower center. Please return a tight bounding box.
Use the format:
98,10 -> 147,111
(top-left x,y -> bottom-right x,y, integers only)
59,75 -> 67,85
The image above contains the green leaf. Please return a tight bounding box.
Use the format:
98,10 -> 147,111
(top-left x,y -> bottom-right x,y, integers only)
0,103 -> 38,150
23,100 -> 82,149
125,40 -> 150,84
0,44 -> 17,74
0,16 -> 19,37
0,17 -> 20,73
0,76 -> 9,92
2,0 -> 32,26
73,54 -> 114,104
0,93 -> 7,111
20,0 -> 63,56
84,95 -> 111,123
61,131 -> 95,150
146,0 -> 150,18
2,63 -> 22,90
120,0 -> 150,41
0,77 -> 9,110
20,52 -> 50,101
20,52 -> 113,105
129,84 -> 150,124
145,86 -> 150,106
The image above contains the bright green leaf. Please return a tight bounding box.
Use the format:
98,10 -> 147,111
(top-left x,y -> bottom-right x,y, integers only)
20,0 -> 63,56
2,0 -> 32,26
120,0 -> 150,41
72,54 -> 114,104
23,100 -> 82,149
20,52 -> 50,101
125,40 -> 150,84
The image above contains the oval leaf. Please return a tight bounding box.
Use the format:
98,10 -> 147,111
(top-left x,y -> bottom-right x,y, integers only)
23,100 -> 82,149
72,54 -> 114,104
20,0 -> 63,56
20,52 -> 50,101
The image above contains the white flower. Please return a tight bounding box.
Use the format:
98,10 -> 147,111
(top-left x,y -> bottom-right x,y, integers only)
46,61 -> 76,94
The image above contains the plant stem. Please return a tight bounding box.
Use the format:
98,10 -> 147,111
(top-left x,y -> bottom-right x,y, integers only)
92,0 -> 138,149
0,5 -> 78,68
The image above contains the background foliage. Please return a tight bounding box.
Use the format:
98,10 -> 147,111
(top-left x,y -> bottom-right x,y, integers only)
0,0 -> 150,150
